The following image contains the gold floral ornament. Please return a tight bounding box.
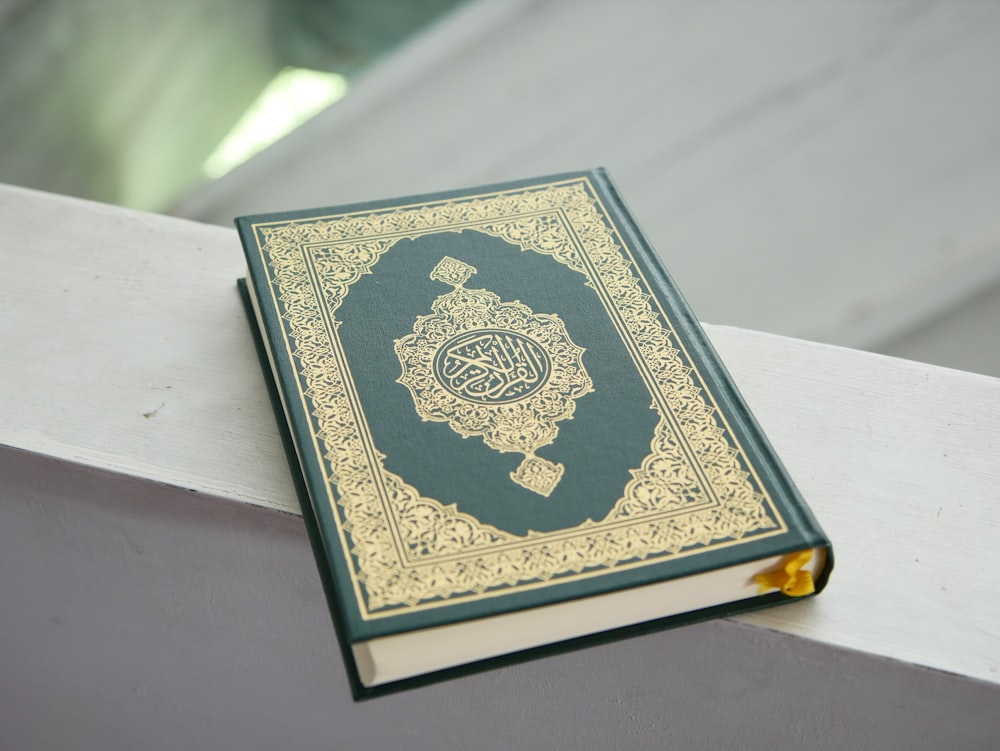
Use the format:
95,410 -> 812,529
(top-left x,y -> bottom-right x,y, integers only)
395,256 -> 594,496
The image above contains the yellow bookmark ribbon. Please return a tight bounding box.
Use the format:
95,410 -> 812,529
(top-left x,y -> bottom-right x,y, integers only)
754,550 -> 815,597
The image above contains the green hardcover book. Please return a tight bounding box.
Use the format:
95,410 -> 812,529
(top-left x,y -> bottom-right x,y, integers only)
236,169 -> 832,698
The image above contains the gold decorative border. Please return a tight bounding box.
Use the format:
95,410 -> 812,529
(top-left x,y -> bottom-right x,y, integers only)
252,178 -> 786,617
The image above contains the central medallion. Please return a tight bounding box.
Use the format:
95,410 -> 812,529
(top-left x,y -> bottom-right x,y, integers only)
395,256 -> 593,497
433,329 -> 552,405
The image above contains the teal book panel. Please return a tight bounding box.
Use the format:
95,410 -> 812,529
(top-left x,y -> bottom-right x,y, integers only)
236,170 -> 832,692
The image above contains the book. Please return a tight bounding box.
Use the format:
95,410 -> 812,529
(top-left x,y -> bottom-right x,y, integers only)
236,169 -> 832,698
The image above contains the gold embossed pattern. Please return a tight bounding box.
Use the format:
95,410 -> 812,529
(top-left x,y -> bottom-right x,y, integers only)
252,179 -> 785,615
395,257 -> 592,497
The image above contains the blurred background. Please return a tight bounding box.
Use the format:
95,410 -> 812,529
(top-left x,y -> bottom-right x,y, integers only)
2,0 -> 998,376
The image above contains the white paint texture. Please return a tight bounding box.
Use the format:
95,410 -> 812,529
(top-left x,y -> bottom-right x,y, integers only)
0,185 -> 296,512
710,327 -> 1000,684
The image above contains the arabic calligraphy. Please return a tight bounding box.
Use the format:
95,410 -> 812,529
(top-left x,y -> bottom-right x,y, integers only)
434,329 -> 551,404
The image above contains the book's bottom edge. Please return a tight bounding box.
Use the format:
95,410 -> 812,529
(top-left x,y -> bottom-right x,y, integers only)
353,546 -> 827,689
352,574 -> 826,700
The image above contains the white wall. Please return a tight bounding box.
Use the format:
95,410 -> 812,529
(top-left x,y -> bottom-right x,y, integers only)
176,0 -> 1000,377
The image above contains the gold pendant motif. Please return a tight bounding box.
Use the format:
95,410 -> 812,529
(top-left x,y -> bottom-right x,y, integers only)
395,257 -> 593,496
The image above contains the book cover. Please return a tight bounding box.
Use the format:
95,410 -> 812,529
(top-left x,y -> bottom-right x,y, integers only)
236,169 -> 832,698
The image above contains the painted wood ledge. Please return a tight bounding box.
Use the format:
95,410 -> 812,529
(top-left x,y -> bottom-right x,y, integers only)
2,183 -> 998,688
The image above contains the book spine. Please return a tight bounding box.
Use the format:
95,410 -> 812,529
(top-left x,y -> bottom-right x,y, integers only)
235,218 -> 371,637
588,169 -> 833,586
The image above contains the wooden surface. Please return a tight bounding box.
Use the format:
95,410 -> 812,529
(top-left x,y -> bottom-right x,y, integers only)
714,326 -> 1000,684
2,182 -> 998,693
176,0 -> 1000,375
